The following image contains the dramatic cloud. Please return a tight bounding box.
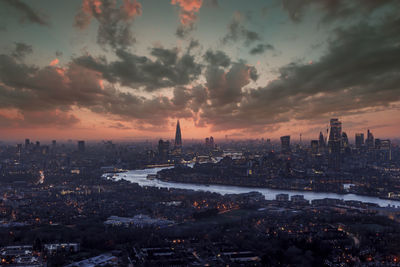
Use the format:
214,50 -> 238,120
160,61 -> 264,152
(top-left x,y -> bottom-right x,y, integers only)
183,53 -> 260,130
1,9 -> 399,134
74,0 -> 142,49
2,0 -> 49,26
171,0 -> 202,38
206,62 -> 258,106
222,12 -> 261,45
0,44 -> 259,130
0,50 -> 199,129
73,47 -> 202,91
203,50 -> 231,67
0,109 -> 80,128
199,15 -> 400,131
249,43 -> 274,55
282,0 -> 400,23
12,42 -> 33,59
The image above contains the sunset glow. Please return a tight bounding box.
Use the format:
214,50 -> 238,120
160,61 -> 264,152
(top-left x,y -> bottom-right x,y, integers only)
0,0 -> 399,142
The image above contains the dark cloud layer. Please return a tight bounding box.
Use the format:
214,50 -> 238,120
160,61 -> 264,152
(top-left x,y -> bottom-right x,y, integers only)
199,15 -> 400,131
12,42 -> 33,60
249,43 -> 274,55
203,50 -> 231,67
0,49 -> 201,128
73,47 -> 202,91
0,109 -> 79,128
3,9 -> 400,132
2,0 -> 49,26
1,5 -> 399,133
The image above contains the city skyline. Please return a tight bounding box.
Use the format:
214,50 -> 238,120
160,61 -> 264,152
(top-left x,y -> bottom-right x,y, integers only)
0,0 -> 400,141
13,121 -> 397,149
1,117 -> 399,144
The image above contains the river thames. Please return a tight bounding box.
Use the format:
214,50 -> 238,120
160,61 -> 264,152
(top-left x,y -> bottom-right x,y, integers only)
104,166 -> 400,208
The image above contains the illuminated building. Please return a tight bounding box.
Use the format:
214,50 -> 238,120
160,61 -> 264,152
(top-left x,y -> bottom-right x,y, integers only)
377,139 -> 392,162
328,118 -> 342,170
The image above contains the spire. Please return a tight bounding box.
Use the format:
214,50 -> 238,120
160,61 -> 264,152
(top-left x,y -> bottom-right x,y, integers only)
174,120 -> 182,148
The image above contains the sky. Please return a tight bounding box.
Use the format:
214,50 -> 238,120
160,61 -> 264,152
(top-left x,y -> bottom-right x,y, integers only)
0,0 -> 399,142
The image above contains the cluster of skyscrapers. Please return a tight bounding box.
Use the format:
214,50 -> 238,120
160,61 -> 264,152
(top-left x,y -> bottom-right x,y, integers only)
280,118 -> 392,171
205,136 -> 215,149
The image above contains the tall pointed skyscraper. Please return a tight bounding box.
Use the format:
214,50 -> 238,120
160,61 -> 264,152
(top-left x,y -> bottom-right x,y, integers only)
174,120 -> 182,148
328,118 -> 342,170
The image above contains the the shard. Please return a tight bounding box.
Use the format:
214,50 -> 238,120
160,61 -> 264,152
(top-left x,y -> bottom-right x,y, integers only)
174,120 -> 182,148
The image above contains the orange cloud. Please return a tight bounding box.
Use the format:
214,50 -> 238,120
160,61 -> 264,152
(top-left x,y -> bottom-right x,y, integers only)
49,58 -> 59,66
171,0 -> 202,26
122,0 -> 142,19
82,0 -> 102,15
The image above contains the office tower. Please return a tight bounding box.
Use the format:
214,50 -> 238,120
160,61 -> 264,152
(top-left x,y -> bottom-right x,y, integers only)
205,137 -> 210,147
17,144 -> 22,154
36,141 -> 40,147
158,139 -> 170,161
311,140 -> 319,155
318,132 -> 325,149
280,135 -> 291,153
366,129 -> 374,150
341,132 -> 349,148
379,139 -> 392,161
52,140 -> 56,147
266,139 -> 272,152
375,139 -> 381,150
328,119 -> 342,142
25,138 -> 30,148
355,133 -> 364,149
78,140 -> 85,152
328,118 -> 342,170
174,120 -> 182,148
